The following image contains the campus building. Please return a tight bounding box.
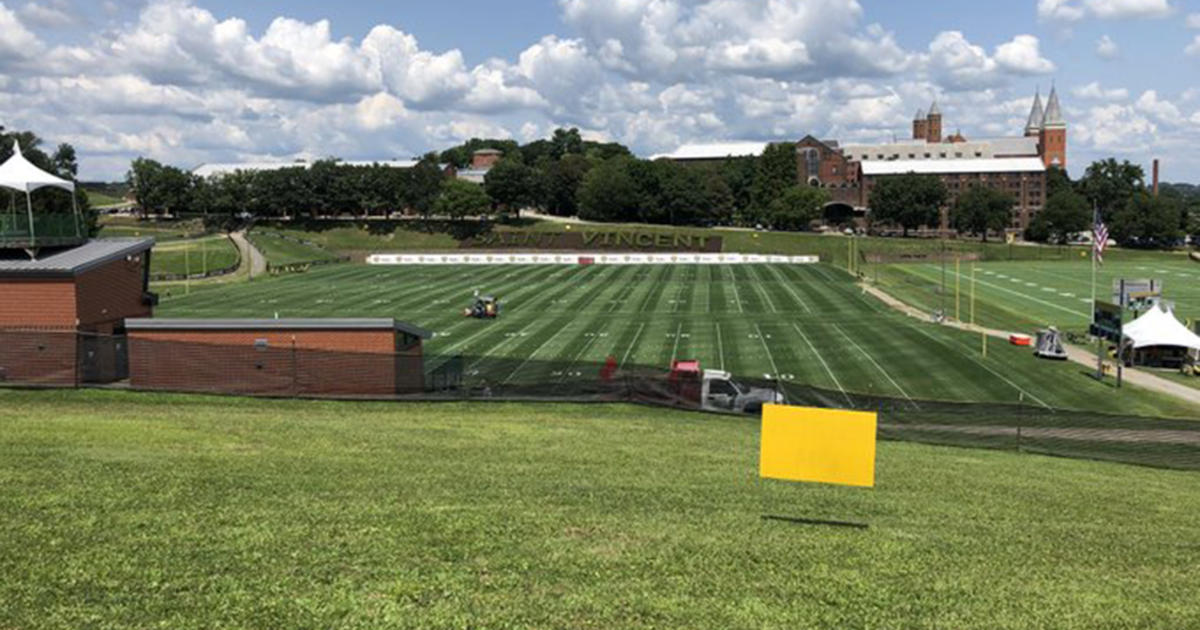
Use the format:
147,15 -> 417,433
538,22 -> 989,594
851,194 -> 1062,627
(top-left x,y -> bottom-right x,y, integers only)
0,239 -> 157,385
654,88 -> 1068,233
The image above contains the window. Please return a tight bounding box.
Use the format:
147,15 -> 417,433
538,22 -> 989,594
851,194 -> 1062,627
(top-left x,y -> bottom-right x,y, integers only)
924,153 -> 931,158
955,152 -> 963,158
799,147 -> 820,180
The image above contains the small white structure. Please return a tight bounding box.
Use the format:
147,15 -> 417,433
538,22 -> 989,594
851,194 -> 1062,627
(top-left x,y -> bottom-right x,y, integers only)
1120,303 -> 1200,368
0,140 -> 81,246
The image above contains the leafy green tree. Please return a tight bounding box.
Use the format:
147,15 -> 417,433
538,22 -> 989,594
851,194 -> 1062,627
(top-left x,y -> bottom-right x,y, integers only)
869,174 -> 947,236
550,127 -> 584,159
751,142 -> 797,215
126,158 -> 196,216
1110,193 -> 1184,249
720,156 -> 757,224
540,154 -> 590,216
405,157 -> 445,218
1027,189 -> 1090,244
577,157 -> 640,222
1077,158 -> 1144,221
651,160 -> 710,226
949,186 -> 1014,241
484,159 -> 539,213
769,186 -> 830,231
1045,166 -> 1072,198
435,179 -> 490,221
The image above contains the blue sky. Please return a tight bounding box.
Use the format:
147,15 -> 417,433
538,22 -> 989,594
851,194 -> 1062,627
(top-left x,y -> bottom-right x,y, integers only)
1,0 -> 1198,181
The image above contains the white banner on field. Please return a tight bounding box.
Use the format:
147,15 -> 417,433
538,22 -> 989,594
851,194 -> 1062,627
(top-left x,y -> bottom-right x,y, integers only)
367,252 -> 820,266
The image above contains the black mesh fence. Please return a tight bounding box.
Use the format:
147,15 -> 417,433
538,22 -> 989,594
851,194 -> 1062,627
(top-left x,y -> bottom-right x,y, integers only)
3,329 -> 1200,471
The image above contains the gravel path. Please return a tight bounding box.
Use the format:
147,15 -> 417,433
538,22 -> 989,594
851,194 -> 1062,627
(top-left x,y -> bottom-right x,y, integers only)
230,230 -> 267,278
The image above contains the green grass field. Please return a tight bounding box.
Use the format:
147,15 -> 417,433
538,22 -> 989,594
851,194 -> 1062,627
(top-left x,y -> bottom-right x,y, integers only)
150,235 -> 240,277
158,261 -> 1200,417
248,229 -> 342,267
96,217 -> 206,242
1,389 -> 1197,629
872,257 -> 1200,334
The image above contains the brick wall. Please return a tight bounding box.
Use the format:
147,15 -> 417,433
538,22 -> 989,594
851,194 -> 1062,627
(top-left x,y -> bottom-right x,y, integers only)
75,256 -> 151,330
128,329 -> 424,396
0,279 -> 76,328
0,329 -> 77,386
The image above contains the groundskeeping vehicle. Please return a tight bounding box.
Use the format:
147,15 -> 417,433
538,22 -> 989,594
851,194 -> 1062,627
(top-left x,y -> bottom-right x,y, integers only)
669,360 -> 784,414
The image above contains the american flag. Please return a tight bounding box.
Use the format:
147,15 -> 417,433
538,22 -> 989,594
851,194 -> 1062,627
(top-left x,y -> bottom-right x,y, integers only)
1093,210 -> 1109,265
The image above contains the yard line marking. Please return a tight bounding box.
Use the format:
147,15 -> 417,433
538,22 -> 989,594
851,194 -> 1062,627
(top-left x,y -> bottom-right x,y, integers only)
904,322 -> 1052,409
558,325 -> 605,382
833,323 -> 918,408
619,323 -> 646,369
715,322 -> 726,371
669,322 -> 683,367
751,271 -> 780,313
754,323 -> 785,381
727,266 -> 745,313
791,322 -> 852,407
764,264 -> 812,314
501,324 -> 570,385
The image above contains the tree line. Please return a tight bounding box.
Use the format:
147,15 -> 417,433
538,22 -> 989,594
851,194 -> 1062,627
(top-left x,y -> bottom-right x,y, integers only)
124,128 -> 1195,248
125,128 -> 842,229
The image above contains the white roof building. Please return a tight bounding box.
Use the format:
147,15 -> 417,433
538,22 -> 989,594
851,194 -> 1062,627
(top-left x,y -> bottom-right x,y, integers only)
1121,304 -> 1200,352
648,141 -> 770,161
192,159 -> 421,178
861,157 -> 1046,176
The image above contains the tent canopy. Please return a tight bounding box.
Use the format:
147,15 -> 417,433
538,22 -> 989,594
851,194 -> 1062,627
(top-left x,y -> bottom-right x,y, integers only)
1121,303 -> 1200,351
0,141 -> 75,194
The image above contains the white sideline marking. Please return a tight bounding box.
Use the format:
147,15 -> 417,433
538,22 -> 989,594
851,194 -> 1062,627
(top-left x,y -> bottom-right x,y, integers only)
501,325 -> 570,385
764,265 -> 812,314
619,323 -> 645,369
716,322 -> 726,371
833,323 -> 918,408
791,322 -> 852,406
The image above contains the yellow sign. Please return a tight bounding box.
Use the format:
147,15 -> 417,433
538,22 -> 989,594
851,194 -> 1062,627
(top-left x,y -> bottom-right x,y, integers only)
759,404 -> 877,488
1006,232 -> 1016,245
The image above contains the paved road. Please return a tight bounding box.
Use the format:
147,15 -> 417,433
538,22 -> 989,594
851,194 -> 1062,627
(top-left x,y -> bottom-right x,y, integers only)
230,230 -> 267,278
862,282 -> 1200,407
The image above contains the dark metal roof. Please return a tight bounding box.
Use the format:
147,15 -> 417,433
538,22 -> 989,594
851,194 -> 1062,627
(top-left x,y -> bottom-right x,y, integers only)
0,238 -> 154,277
124,317 -> 433,339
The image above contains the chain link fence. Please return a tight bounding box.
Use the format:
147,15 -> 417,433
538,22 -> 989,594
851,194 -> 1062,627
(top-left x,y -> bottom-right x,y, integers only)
3,329 -> 1199,471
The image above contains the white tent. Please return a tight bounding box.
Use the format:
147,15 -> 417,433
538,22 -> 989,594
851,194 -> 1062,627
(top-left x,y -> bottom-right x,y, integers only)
0,140 -> 80,244
1121,303 -> 1200,351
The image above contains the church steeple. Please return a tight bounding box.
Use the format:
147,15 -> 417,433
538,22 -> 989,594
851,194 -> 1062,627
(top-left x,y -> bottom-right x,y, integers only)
1038,83 -> 1067,169
1042,84 -> 1065,129
1024,88 -> 1044,137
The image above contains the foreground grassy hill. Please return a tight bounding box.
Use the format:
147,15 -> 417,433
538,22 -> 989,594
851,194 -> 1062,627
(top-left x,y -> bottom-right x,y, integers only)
2,389 -> 1197,629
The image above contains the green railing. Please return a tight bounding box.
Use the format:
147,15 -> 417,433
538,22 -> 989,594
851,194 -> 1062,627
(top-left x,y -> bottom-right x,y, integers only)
0,213 -> 86,248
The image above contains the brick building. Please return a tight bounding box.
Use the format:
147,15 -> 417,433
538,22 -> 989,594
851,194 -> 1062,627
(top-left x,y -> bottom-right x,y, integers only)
655,87 -> 1068,234
0,238 -> 155,385
125,318 -> 432,397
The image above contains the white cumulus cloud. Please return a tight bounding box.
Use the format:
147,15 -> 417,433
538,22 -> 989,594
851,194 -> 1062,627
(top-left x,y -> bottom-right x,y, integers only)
1095,35 -> 1119,59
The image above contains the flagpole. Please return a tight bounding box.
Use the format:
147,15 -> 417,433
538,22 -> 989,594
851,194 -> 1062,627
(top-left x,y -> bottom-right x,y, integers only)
1090,201 -> 1097,309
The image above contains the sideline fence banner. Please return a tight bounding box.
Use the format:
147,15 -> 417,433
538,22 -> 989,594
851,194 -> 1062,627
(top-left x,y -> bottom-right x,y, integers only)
366,252 -> 821,266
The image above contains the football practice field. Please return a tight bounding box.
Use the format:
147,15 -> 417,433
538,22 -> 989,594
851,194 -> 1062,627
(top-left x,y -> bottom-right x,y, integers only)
877,257 -> 1200,334
160,262 -> 1199,417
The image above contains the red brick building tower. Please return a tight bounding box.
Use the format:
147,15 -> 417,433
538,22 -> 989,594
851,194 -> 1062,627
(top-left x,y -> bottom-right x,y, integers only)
1039,86 -> 1067,169
912,109 -> 927,141
925,100 -> 942,144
